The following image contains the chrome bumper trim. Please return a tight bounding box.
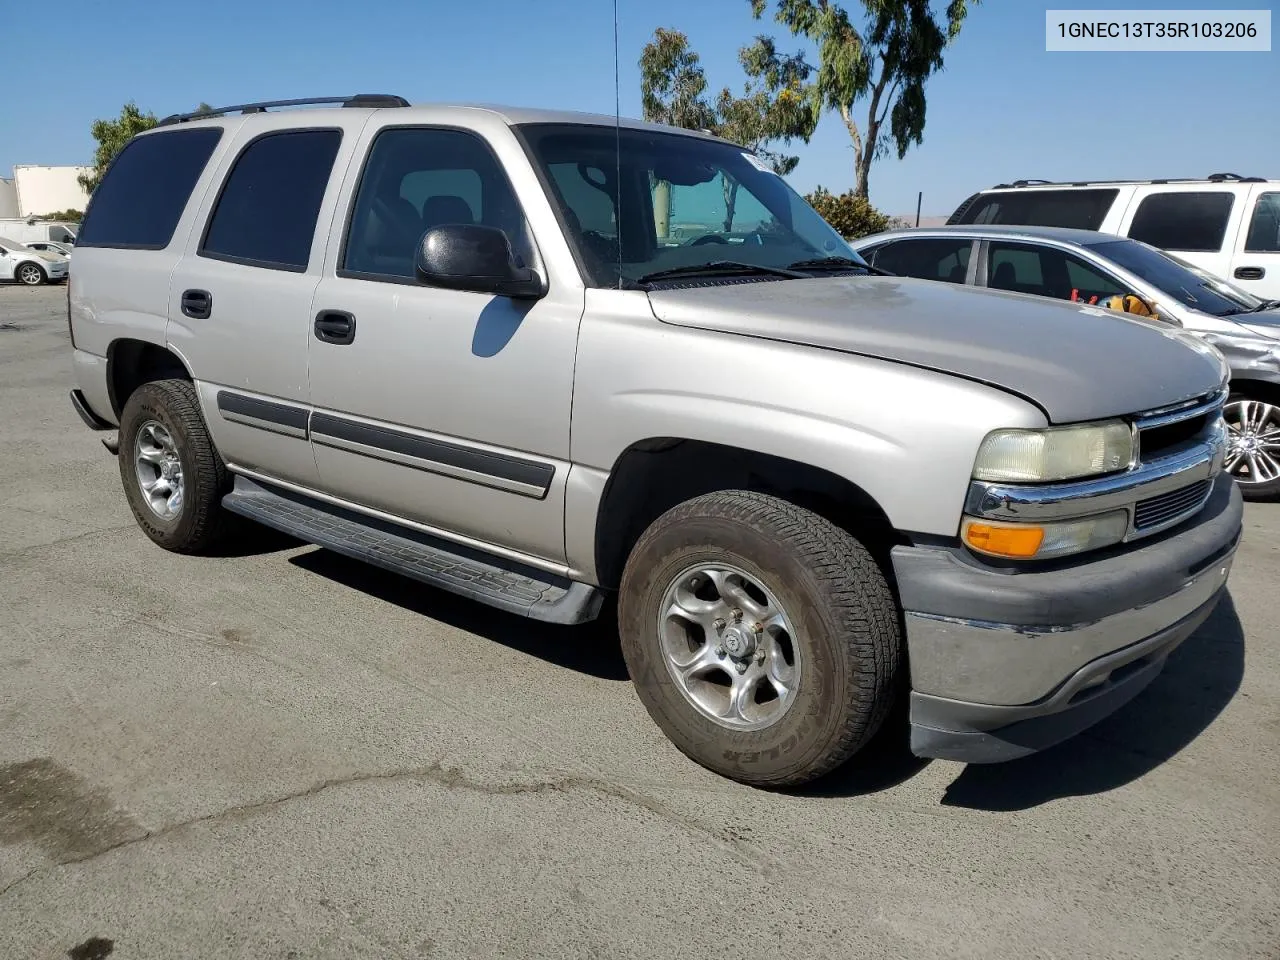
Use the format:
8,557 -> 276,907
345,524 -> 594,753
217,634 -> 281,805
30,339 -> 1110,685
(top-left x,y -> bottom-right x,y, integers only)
903,535 -> 1238,706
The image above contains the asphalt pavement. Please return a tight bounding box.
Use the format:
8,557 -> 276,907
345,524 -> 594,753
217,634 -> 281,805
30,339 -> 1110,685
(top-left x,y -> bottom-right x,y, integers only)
1,283 -> 1277,960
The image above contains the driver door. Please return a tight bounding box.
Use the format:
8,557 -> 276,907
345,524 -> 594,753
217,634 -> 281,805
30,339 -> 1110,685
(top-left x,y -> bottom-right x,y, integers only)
306,123 -> 583,565
0,246 -> 15,281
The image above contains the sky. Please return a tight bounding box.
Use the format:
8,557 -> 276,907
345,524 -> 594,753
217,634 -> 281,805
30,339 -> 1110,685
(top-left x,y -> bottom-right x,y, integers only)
1,0 -> 1276,217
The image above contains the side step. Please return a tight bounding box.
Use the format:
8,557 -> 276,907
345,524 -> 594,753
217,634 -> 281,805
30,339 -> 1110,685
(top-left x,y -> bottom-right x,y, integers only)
222,477 -> 604,625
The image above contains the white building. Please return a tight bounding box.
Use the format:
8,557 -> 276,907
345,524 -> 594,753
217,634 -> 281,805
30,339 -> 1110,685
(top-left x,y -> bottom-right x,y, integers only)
0,165 -> 92,216
0,177 -> 17,217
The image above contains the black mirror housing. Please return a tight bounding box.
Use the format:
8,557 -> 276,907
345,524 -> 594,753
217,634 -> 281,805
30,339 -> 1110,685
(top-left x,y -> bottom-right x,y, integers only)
414,224 -> 545,300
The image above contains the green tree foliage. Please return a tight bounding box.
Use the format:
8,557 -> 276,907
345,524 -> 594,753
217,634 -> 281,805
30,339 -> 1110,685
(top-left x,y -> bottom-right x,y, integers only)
35,209 -> 84,223
750,0 -> 978,198
804,185 -> 893,239
640,28 -> 817,174
78,102 -> 158,195
640,28 -> 819,231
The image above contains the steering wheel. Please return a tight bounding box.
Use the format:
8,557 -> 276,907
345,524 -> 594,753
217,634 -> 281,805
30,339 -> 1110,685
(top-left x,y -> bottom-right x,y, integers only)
686,234 -> 729,247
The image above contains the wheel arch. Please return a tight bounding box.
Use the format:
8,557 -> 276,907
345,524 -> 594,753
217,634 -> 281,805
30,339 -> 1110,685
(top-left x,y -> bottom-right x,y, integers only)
106,337 -> 193,418
587,437 -> 906,591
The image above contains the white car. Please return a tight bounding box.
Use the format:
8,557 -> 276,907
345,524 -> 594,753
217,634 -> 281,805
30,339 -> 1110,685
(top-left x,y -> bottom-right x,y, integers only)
24,240 -> 73,259
948,174 -> 1280,300
0,236 -> 70,285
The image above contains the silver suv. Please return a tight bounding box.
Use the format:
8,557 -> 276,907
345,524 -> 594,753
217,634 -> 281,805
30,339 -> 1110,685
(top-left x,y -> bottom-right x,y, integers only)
68,95 -> 1243,788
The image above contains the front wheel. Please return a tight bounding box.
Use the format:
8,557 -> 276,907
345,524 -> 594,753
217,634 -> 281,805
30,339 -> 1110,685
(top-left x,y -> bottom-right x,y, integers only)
16,262 -> 46,286
618,490 -> 902,788
1224,393 -> 1280,501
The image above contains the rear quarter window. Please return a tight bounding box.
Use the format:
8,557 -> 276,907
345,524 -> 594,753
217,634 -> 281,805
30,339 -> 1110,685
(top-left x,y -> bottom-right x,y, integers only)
952,188 -> 1118,231
77,128 -> 223,249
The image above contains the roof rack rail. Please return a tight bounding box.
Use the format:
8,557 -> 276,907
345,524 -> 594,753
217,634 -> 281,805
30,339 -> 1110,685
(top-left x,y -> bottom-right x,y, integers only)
991,173 -> 1269,190
157,94 -> 410,126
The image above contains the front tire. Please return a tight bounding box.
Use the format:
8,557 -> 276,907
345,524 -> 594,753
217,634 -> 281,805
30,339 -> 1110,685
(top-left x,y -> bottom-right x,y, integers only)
1224,392 -> 1280,502
16,262 -> 46,286
118,378 -> 232,553
618,490 -> 902,788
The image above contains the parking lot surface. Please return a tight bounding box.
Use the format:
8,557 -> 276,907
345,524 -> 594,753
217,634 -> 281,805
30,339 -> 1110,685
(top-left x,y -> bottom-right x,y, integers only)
1,283 -> 1277,959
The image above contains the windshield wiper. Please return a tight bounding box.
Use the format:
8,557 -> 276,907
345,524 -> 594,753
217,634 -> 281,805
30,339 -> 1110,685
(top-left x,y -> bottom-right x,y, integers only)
636,260 -> 807,284
787,256 -> 892,276
1243,298 -> 1280,314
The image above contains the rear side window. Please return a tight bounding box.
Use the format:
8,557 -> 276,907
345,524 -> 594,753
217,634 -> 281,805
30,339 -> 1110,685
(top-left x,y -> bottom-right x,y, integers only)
872,238 -> 971,283
77,128 -> 222,249
200,129 -> 342,271
1245,192 -> 1280,253
952,188 -> 1118,230
1127,191 -> 1234,253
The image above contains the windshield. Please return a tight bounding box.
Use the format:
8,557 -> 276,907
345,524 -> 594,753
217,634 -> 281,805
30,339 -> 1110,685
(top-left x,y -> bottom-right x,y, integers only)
1087,238 -> 1254,317
0,237 -> 34,254
1162,251 -> 1265,310
517,123 -> 864,288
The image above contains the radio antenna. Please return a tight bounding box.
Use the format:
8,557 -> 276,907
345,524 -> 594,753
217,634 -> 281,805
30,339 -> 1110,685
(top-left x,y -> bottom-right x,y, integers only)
612,0 -> 623,289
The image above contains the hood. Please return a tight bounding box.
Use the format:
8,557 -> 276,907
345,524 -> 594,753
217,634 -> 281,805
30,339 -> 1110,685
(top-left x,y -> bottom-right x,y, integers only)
646,275 -> 1228,424
1236,306 -> 1280,341
34,251 -> 66,264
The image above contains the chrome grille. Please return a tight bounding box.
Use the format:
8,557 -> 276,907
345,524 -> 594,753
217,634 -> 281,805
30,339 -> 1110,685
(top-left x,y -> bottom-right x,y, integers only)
1133,479 -> 1212,531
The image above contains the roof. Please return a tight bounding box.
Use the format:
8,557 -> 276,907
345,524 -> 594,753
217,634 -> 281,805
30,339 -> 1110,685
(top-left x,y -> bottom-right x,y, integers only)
852,223 -> 1126,247
153,94 -> 732,143
977,174 -> 1278,190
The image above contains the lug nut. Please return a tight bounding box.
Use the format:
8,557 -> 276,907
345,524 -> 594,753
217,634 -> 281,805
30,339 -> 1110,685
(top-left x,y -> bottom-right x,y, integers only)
715,646 -> 726,659
713,618 -> 726,631
735,661 -> 748,674
731,608 -> 742,622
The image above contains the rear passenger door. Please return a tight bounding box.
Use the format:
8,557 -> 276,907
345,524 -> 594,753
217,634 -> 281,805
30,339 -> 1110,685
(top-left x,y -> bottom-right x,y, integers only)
168,115 -> 368,490
866,237 -> 975,285
1230,186 -> 1280,299
1118,187 -> 1242,282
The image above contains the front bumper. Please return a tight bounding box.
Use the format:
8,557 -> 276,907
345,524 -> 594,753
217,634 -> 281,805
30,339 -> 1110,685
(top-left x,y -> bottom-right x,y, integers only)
893,471 -> 1243,763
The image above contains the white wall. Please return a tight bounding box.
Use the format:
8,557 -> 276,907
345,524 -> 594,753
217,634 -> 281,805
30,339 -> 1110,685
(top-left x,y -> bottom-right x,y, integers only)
0,178 -> 17,218
14,165 -> 92,216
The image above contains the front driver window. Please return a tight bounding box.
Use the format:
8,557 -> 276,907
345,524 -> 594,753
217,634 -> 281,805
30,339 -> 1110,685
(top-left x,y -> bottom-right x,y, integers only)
988,241 -> 1132,305
344,128 -> 536,282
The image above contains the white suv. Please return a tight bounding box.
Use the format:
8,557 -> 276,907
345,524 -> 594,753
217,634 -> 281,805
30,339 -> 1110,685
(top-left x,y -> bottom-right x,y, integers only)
948,174 -> 1280,301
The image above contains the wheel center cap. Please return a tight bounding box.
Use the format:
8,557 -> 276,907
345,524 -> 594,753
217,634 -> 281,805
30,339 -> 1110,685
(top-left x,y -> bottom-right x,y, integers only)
721,625 -> 754,659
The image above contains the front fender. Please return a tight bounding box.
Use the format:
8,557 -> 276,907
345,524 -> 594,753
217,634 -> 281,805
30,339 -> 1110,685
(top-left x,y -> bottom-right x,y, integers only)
567,290 -> 1046,572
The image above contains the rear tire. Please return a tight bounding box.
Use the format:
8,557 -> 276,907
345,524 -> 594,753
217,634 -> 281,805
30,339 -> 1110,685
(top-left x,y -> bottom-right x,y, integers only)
618,490 -> 902,788
118,378 -> 232,553
16,262 -> 46,286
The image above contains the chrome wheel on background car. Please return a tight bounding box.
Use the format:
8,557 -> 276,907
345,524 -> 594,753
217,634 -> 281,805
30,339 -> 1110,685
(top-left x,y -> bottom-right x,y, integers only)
1224,396 -> 1280,500
16,263 -> 45,285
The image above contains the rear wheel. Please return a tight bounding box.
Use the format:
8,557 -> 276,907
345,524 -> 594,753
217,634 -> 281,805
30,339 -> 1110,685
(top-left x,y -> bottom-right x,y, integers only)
618,490 -> 902,788
118,378 -> 233,553
1224,392 -> 1280,501
16,262 -> 46,286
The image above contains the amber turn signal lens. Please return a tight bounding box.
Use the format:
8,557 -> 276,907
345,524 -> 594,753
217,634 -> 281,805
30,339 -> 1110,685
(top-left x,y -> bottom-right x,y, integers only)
962,520 -> 1045,559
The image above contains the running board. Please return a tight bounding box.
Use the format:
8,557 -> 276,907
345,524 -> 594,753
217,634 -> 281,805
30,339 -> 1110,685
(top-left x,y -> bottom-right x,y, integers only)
222,477 -> 604,625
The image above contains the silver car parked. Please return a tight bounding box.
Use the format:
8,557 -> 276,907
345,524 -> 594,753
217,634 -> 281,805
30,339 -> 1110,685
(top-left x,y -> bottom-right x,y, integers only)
65,96 -> 1242,787
853,225 -> 1280,500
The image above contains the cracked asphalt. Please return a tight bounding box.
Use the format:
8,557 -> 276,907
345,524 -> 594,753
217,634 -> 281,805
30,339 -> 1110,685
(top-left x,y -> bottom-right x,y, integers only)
1,283 -> 1278,960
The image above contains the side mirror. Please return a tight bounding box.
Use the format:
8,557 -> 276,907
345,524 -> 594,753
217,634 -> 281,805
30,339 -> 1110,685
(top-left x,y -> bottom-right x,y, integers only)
414,224 -> 545,300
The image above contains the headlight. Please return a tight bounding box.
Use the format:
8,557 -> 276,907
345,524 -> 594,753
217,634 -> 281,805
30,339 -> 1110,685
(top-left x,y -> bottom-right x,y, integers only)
961,510 -> 1129,560
973,420 -> 1134,483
